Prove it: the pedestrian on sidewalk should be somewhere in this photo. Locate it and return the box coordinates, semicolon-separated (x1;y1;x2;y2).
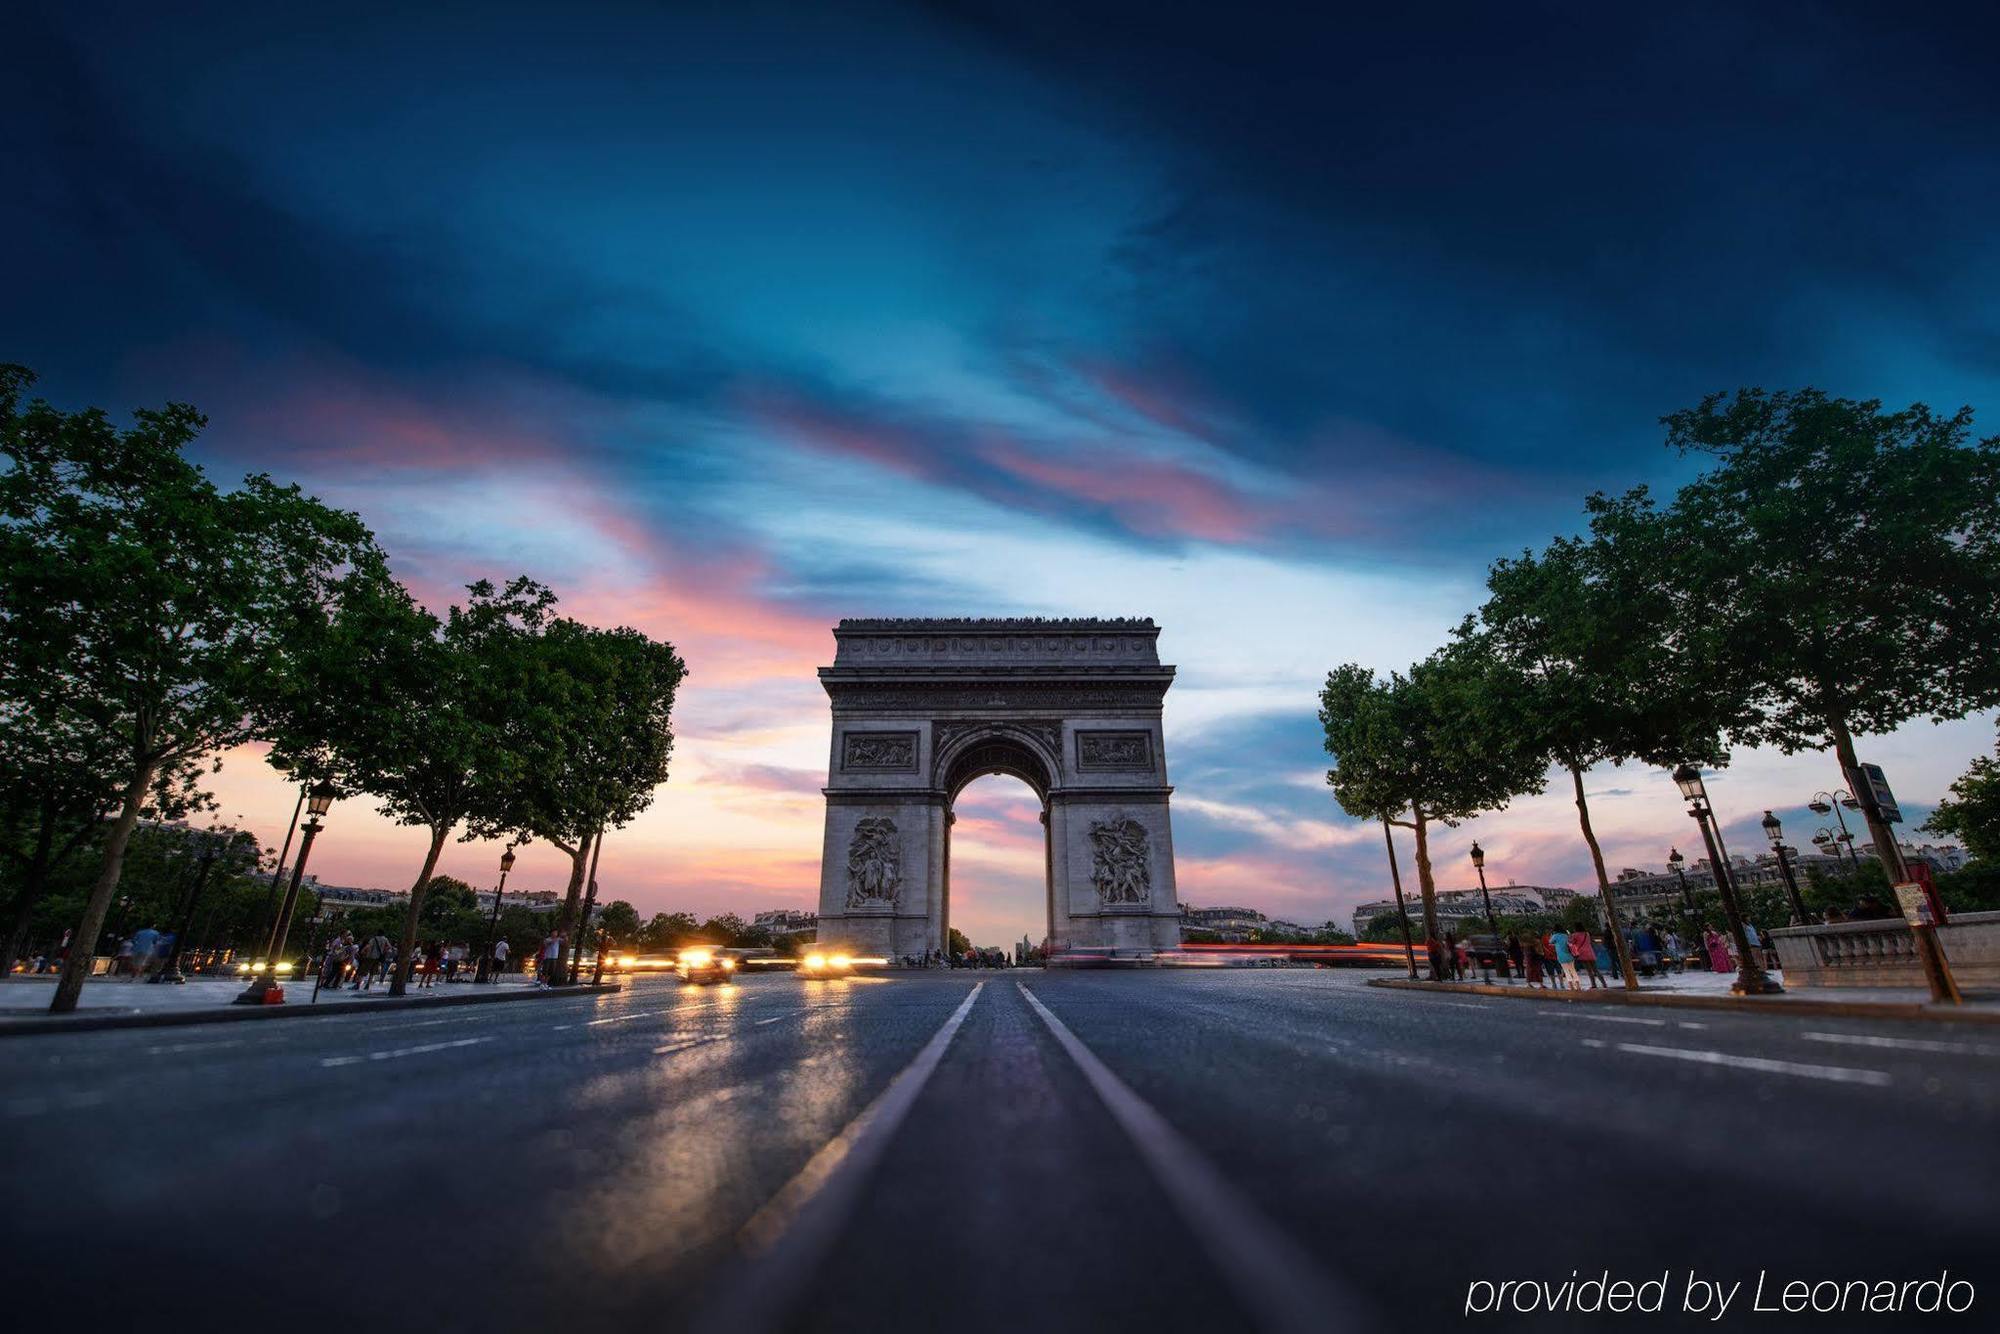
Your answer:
1703;927;1730;973
356;931;390;990
1444;929;1464;981
491;937;510;981
1551;928;1578;990
127;925;161;981
1516;933;1542;988
1570;927;1607;989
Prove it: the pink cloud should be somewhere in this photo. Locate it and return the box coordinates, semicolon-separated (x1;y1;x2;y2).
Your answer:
977;440;1268;543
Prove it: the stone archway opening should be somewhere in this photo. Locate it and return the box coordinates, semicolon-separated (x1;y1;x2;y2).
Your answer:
943;774;1050;958
814;618;1182;960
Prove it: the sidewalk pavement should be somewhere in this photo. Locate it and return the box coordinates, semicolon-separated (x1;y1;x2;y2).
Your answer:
0;971;621;1035
1367;965;2000;1024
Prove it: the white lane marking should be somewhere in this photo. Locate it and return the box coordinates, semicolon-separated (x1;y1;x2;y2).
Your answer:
1677;1021;1708;1030
688;983;985;1334
1019;984;1378;1334
319;1036;491;1068
145;1039;247;1054
1434;1001;1487;1010
1605;1042;1891;1086
1580;1038;1608;1049
1568;1013;1669;1027
1803;1030;2000;1057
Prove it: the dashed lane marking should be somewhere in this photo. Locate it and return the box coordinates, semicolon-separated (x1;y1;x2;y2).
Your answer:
1019;983;1381;1334
1553;1012;1669;1027
687;983;985;1334
1803;1030;2000;1057
1599;1041;1891;1086
319;1036;491;1068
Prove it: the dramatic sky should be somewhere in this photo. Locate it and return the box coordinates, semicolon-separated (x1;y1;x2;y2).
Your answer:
7;1;1998;945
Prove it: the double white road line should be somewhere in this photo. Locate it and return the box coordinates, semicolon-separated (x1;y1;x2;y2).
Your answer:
691;981;1378;1334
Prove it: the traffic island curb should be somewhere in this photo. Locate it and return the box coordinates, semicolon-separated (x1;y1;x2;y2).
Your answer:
0;981;624;1038
1364;976;2000;1025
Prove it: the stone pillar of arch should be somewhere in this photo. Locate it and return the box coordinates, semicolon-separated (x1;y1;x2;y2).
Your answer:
813;618;1182;959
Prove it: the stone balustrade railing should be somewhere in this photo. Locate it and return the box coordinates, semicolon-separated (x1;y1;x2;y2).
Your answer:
1771;910;2000;990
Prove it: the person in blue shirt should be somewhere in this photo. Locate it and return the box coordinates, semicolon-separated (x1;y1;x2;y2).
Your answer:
126;925;160;981
1550;927;1577;990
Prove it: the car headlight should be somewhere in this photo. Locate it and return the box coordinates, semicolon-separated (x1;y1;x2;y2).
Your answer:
680;949;713;968
830;954;852;969
804;953;827;970
720;957;736;969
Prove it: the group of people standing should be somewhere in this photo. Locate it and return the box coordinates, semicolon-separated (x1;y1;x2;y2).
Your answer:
1426;917;1781;988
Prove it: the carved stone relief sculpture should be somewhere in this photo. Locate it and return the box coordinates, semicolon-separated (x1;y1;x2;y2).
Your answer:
846;817;902;908
1088;815;1151;905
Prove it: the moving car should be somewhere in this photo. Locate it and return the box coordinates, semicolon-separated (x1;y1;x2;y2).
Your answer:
797;950;854;977
675;946;737;985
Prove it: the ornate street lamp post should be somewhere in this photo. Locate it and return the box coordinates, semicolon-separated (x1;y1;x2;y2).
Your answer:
1468;841;1503;980
1667;847;1698;961
234;781;336;1005
478;843;518;983
1762;810;1810;925
1673;766;1780;994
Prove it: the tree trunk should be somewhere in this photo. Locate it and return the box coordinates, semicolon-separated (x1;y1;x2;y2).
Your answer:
1570;762;1638;990
1410;811;1442;980
1828;713;1907;884
390;824;451;996
50;763;155;1014
553;840;588;936
1380;816;1417;979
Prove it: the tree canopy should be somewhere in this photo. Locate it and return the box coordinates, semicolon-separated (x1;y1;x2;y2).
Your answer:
1;366;379;1011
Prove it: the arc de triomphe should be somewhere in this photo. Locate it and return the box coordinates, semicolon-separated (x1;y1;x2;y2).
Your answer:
814;618;1182;958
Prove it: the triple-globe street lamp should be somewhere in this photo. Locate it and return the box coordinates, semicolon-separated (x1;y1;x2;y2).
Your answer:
1807;790;1861;867
1672;765;1781;994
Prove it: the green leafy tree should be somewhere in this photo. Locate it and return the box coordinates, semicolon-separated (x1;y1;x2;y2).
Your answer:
697;912;748;946
596;899;641;945
269;573;553;995
1475;492;1734;988
0;368;377;1012
1320;638;1547;978
1922;735;2000;863
639;911;699;951
418;875;477;926
1360;915;1410;944
947;926;973;957
481;619;686;936
1661;389;2000;874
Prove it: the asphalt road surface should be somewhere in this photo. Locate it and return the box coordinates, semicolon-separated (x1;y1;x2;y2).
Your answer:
3;970;1996;1331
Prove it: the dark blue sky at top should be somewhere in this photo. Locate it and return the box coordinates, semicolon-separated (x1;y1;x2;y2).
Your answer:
10;0;2000;570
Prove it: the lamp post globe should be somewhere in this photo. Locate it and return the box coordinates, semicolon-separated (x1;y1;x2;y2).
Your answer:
1763;810;1809;925
1673;764;1706;805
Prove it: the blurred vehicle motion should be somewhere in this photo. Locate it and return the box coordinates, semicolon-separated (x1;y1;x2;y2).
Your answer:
675;947;736;985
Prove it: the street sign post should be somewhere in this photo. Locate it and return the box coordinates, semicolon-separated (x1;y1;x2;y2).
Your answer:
1846;762;1903;825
